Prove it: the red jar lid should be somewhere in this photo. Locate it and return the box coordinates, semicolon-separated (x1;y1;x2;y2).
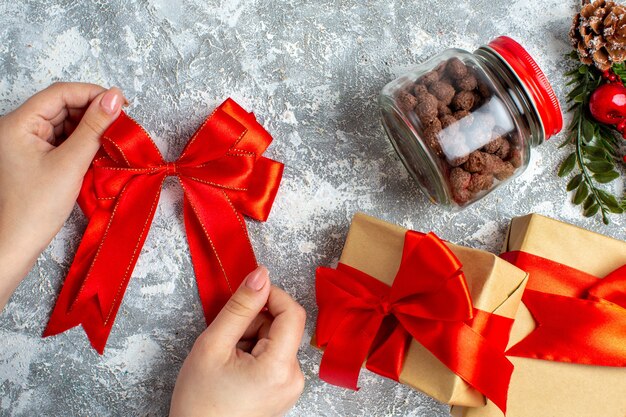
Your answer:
488;36;563;140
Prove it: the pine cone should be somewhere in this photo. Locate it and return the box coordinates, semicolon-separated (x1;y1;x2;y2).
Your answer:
570;0;626;70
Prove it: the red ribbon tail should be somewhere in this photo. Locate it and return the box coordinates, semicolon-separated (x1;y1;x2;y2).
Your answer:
45;304;114;354
315;267;390;389
43;203;114;346
506;289;626;366
319;311;384;390
502;251;626;367
182;180;257;323
365;322;410;382
45;176;164;354
44;308;112;355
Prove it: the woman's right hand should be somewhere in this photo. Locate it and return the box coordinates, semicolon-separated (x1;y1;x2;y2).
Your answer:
169;266;306;417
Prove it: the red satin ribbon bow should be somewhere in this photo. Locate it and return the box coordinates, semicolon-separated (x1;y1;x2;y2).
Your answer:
315;231;514;413
44;98;284;354
501;251;626;366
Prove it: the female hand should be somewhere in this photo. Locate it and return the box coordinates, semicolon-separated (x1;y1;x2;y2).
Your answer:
170;266;306;417
0;82;126;309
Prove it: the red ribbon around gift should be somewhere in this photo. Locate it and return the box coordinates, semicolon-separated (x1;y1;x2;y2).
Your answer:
315;231;514;413
43;98;284;354
501;251;626;366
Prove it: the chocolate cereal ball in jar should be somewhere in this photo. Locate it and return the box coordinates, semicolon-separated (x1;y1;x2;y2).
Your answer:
380;36;563;207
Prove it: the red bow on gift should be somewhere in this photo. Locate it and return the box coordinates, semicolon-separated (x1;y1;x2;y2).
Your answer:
44;98;283;354
315;231;514;413
501;251;626;366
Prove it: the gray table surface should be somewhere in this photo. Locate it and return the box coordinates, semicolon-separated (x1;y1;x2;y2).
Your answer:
1;1;624;416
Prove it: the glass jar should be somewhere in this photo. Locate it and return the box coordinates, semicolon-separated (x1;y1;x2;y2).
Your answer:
380;36;563;207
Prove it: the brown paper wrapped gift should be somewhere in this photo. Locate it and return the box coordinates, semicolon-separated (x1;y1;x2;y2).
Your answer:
452;213;626;417
313;213;528;407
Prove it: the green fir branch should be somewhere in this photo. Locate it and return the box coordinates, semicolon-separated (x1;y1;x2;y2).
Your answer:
559;58;625;224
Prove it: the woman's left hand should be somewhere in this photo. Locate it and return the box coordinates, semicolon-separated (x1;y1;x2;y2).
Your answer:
0;82;126;309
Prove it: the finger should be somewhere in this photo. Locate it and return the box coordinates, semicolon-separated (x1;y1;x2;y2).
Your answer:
236;312;273;353
17;82;106;121
51;114;80;145
236;339;256;353
202;266;271;355
52;87;125;173
241;311;273;340
262;286;306;359
49;107;87;137
57;108;86;141
52;120;64;144
51;114;77;145
49;107;69;142
250;337;271;357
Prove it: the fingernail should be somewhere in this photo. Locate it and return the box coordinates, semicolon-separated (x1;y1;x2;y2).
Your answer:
100;88;122;115
245;266;268;291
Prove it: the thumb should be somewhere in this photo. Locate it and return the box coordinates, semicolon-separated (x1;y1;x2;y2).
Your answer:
203;266;271;353
55;87;125;172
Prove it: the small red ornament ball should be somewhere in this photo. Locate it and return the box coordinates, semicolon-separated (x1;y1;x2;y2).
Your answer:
589;82;626;138
589;82;626;161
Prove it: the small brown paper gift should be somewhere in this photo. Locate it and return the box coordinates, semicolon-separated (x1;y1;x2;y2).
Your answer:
452;213;626;417
314;213;528;407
